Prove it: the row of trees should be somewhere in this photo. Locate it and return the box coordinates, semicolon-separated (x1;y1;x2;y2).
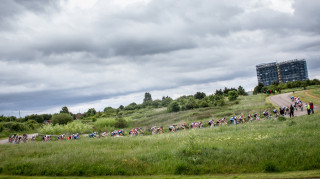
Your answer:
167;86;244;112
253;79;320;94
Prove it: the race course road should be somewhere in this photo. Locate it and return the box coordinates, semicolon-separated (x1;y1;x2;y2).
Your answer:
269;92;318;117
0;133;38;145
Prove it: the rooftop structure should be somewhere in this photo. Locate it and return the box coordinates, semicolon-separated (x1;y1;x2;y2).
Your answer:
256;59;308;86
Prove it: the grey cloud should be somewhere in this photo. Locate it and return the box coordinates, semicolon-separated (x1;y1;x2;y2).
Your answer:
0;0;320;116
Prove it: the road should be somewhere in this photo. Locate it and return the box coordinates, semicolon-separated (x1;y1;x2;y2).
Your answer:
269;92;318;117
0;133;38;145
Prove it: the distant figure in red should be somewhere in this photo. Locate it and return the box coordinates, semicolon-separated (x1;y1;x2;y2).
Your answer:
309;101;314;114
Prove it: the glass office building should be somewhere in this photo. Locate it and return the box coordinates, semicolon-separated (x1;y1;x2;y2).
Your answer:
256;62;279;86
256;59;308;86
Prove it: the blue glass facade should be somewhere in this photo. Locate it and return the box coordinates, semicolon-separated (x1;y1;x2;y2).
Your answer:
256;59;308;86
256;62;279;86
279;60;308;83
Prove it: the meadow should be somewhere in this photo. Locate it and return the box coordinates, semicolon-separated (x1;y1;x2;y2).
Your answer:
1;113;320;177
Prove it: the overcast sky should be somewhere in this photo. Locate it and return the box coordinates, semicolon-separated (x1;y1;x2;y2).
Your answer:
1;0;320;116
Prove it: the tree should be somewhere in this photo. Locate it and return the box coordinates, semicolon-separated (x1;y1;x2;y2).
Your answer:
125;102;139;110
152;99;162;108
60;106;70;114
52;113;73;125
143;92;153;105
85;108;96;117
237;86;248;96
161;96;173;107
118;105;124;110
194;92;206;100
215;89;223;96
24;114;44;123
168;101;180;112
253;82;264;94
228;90;238;101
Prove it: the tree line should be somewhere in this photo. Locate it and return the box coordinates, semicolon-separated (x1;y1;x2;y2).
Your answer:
253;78;320;94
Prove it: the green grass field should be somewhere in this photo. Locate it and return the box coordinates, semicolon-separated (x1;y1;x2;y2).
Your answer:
1;113;320;177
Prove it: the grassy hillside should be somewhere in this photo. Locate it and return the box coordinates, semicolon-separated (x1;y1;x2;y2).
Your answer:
126;94;273;130
1;113;320;176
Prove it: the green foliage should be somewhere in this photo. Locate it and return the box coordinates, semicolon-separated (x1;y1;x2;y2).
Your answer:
52;113;73;125
228;90;239;101
39;121;91;135
143;92;153;105
0;115;17;122
194;92;206;99
94;118;116;129
60;106;70;114
85;108;97;117
125;102;141;110
238;85;248;96
104;107;116;117
151;99;162;108
2;122;28;132
254;82;265;94
26;120;39;130
253;79;320;94
168;101;180;112
215;98;225;106
199;101;209;108
114;117;128;129
118;105;124;110
24;114;45;123
185;99;198;110
161;96;173;107
0;123;4;132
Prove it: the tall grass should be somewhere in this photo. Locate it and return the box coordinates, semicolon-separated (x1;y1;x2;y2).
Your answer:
1;113;320;176
38;121;92;135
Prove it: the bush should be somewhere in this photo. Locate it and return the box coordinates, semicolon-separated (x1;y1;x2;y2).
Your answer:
39;121;92;135
168;101;180;112
0;124;4;132
228;90;238;101
277;116;286;121
26;120;40;130
199;101;209;108
114;118;128;129
3;122;28;132
52;113;73;125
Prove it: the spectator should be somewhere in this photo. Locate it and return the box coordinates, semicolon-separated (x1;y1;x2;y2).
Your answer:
309;101;314;114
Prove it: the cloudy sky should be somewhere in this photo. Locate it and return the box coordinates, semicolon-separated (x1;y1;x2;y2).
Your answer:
1;0;320;116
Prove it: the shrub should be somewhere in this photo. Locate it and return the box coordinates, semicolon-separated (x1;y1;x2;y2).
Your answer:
26;120;39;130
168;101;180;112
277;116;286;121
114;118;128;129
52;113;73;125
228;90;238;101
3;122;28;132
39;121;92;135
199;101;209;108
0;124;4;132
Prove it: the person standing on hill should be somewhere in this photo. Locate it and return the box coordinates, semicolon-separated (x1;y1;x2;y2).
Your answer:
306;103;311;115
309;101;314;114
289;104;294;118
